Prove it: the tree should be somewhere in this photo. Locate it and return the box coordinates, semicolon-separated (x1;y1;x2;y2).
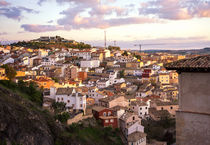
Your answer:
55;112;70;123
122;51;128;56
119;70;125;78
52;102;66;114
2;64;17;81
108;46;120;51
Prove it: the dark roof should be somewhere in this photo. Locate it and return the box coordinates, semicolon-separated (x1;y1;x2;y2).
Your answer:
56;88;73;95
164;55;210;72
127;131;147;142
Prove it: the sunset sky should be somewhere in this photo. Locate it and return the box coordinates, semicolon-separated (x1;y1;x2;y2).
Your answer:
0;0;210;49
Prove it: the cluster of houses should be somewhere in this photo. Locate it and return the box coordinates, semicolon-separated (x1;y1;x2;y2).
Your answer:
0;39;196;145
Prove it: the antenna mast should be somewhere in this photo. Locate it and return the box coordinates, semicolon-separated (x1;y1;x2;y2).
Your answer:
104;30;106;48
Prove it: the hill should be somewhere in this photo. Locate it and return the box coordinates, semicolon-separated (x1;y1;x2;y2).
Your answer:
0;83;123;145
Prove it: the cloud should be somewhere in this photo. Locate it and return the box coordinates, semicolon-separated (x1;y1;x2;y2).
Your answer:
0;0;10;6
139;0;210;20
56;0;159;30
21;24;68;32
0;6;38;20
0;32;8;35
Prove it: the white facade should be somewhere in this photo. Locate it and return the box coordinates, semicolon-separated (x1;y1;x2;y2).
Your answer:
88;89;107;103
80;60;100;68
134;70;143;76
95;67;104;73
2;57;14;64
55;88;86;110
70;51;91;60
126;121;144;137
131;104;149;119
96;79;110;88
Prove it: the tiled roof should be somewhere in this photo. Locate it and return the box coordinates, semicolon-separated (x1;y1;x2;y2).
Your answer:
127;131;146;142
92;106;107;112
56;88;73;95
164;55;210;72
131;101;147;106
153;100;178;106
119;112;136;121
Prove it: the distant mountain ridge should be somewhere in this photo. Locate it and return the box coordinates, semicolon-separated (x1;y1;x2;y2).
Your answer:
140;47;210;54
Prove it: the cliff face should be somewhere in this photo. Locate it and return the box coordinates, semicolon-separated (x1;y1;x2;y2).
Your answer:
0;86;62;145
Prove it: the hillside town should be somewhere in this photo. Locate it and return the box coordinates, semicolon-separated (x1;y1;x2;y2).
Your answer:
0;36;201;145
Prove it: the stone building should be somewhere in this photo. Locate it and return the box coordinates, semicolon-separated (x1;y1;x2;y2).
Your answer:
165;55;210;145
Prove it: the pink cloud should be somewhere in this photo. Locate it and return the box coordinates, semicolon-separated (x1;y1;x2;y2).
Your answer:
139;0;210;20
0;0;10;6
21;24;68;32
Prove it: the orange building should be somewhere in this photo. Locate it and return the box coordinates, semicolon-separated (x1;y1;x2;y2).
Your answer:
86;98;95;106
16;71;26;77
78;72;87;81
35;76;55;89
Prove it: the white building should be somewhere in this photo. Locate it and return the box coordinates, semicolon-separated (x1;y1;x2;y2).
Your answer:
88;87;107;103
130;101;149;119
95;67;104;73
80;60;100;68
53;87;86;111
96;79;110;88
119;112;144;138
2;57;14;64
70;50;91;60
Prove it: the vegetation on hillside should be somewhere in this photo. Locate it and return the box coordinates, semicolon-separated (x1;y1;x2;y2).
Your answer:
56;118;123;145
11;41;91;50
142;117;176;145
108;45;120;51
0;80;43;106
1;64;17;81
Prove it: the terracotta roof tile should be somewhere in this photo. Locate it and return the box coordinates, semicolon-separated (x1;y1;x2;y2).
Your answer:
164;55;210;72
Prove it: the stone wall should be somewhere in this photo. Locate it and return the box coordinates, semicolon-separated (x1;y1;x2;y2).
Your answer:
176;111;210;145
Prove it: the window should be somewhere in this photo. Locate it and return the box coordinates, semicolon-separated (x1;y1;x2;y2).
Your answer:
103;112;106;116
67;100;70;103
133;116;135;120
140;112;142;115
80;104;83;107
133;107;134;109
145;107;147;109
105;120;109;123
108;112;111;116
110;119;114;123
140;107;142;110
145;112;147;115
61;98;63;101
171;106;173;109
161;107;163;110
57;98;60;101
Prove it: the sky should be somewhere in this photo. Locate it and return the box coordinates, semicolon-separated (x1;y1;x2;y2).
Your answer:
0;0;210;50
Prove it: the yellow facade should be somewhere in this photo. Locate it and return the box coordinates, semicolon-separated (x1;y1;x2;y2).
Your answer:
177;55;186;60
0;68;7;80
170;71;178;84
107;61;115;67
16;71;26;77
159;73;170;84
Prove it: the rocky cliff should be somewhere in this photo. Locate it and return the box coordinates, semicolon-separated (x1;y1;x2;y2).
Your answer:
0;86;63;145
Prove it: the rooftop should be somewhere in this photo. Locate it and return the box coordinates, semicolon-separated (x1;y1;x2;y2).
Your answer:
127;131;147;142
165;55;210;72
56;88;73;95
92;106;107;112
